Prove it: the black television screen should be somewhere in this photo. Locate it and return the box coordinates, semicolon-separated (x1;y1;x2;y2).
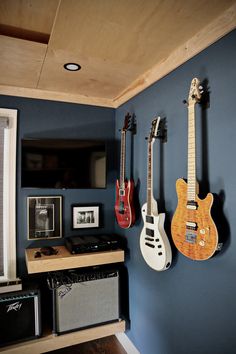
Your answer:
21;139;107;189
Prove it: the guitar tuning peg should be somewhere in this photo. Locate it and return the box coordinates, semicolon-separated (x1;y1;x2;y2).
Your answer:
145;137;148;140
183;99;188;105
199;85;204;94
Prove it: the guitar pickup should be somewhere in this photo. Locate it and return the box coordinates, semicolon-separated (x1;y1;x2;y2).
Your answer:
119;201;124;214
119;189;125;196
187;200;198;210
146;228;154;237
186;221;197;231
146;215;154;224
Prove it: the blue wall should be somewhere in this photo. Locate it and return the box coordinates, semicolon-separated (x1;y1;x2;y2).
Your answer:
0;96;115;275
115;30;236;354
0;28;236;354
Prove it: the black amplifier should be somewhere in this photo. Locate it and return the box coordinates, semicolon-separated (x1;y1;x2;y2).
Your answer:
65;234;120;254
0;289;41;346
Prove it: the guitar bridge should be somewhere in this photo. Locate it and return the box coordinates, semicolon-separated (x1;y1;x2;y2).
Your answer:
145;242;155;248
186;233;197;244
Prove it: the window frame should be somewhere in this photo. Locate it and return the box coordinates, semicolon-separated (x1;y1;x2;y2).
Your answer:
0;108;17;281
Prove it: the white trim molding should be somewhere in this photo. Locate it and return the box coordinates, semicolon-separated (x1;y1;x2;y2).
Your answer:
116;333;140;354
0;108;17;282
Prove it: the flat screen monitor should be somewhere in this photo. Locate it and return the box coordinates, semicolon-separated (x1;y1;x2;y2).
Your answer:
21;139;107;189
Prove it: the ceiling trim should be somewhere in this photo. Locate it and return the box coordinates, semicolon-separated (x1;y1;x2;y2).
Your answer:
0;3;235;109
112;2;236;107
0;85;115;108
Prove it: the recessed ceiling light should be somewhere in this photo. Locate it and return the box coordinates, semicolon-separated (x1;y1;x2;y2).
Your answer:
64;63;81;71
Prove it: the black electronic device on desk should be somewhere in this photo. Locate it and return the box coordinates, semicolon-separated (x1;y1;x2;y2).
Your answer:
65;234;121;254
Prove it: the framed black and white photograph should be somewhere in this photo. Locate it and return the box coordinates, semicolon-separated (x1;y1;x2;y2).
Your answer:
27;196;62;240
72;204;100;229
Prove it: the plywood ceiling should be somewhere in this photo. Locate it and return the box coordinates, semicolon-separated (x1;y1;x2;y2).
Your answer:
0;0;236;107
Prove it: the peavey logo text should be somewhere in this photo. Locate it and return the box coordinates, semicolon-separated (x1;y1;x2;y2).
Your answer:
6;301;22;313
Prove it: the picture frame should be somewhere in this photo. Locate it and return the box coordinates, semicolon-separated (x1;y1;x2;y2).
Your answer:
27;196;62;240
72;204;100;229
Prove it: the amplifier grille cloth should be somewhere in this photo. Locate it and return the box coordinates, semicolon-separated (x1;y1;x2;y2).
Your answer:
55;275;119;333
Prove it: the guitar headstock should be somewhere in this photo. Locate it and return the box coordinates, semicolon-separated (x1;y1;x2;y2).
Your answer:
122;113;132;132
188;77;203;106
148;117;160;143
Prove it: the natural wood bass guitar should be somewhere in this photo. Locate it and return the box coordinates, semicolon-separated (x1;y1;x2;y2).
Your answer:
171;78;221;260
115;113;135;229
140;117;172;271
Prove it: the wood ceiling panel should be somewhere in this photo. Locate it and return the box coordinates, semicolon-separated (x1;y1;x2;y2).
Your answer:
0;0;235;105
0;0;59;42
114;3;236;106
0;35;47;88
38;47;141;98
38;0;236;98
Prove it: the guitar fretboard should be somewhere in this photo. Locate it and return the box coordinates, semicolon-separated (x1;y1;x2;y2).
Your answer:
187;104;196;201
119;130;126;189
147;141;153;215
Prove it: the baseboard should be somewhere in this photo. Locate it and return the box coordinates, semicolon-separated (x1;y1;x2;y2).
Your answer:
116;333;140;354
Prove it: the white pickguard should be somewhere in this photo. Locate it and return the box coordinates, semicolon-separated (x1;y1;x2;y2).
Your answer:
140;202;172;271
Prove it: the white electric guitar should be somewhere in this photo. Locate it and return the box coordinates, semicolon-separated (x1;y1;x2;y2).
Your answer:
140;117;172;271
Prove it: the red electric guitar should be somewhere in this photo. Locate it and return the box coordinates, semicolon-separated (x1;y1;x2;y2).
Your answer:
115;113;135;228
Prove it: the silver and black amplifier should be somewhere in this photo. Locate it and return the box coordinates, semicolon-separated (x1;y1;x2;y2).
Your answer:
50;268;120;334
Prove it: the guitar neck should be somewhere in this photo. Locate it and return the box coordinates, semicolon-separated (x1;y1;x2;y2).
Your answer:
119;130;126;189
147;141;153;215
187;104;197;201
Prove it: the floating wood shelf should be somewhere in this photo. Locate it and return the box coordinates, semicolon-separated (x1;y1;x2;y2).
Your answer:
25;246;125;274
16;247;126;354
0;320;126;353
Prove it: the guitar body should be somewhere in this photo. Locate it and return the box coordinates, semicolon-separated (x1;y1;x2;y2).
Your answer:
140;201;172;271
171;178;218;260
115;179;135;229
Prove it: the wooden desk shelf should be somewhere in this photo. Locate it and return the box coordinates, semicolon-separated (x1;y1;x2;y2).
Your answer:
0;320;126;353
25;246;125;274
7;247;126;353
